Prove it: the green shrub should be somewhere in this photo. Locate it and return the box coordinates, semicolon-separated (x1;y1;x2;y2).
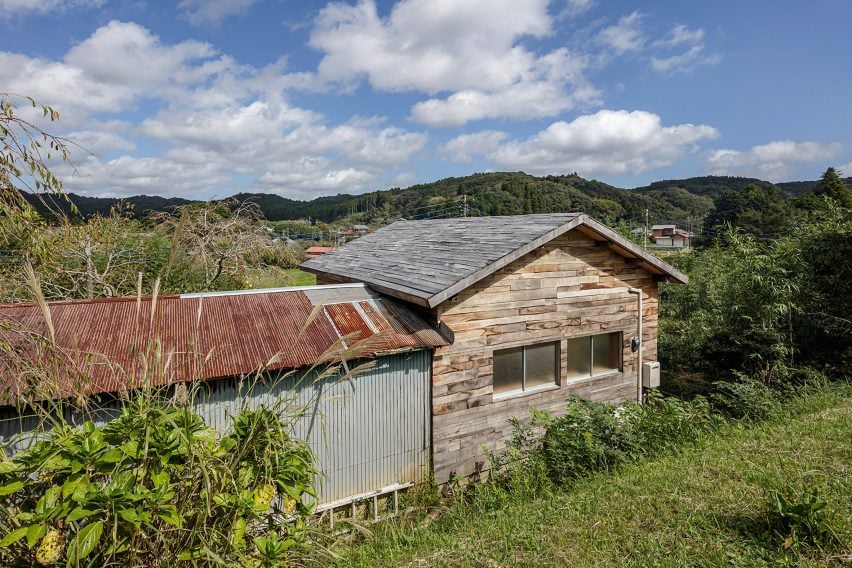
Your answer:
624;391;719;457
0;398;316;567
710;375;781;421
541;397;641;483
539;393;722;486
484;413;552;497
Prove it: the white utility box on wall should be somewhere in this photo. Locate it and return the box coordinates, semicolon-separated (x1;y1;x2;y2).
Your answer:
642;361;661;388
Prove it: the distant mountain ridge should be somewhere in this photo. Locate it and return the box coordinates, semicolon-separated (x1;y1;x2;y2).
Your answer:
25;172;851;225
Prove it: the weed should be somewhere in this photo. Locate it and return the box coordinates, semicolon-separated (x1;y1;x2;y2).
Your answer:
542;397;642;483
0;395;316;567
765;483;846;554
710;373;781;421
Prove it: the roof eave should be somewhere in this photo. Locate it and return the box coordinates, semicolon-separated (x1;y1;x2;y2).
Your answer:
299;265;434;308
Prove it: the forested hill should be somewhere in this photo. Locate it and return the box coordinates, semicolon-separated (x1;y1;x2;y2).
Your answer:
25;172;852;225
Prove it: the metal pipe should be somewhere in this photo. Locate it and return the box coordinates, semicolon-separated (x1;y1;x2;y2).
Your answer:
628;287;643;404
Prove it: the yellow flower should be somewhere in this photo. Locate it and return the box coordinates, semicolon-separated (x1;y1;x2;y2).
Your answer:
253;483;276;509
284;497;297;515
35;529;64;565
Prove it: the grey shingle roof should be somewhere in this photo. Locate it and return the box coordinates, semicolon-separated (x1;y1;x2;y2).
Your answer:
302;213;687;307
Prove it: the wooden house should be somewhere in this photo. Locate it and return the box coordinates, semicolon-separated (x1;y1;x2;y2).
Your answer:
303;213;687;482
0;213;686;507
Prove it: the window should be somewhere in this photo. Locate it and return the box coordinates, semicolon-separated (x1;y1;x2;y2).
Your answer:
493;341;559;396
565;332;622;379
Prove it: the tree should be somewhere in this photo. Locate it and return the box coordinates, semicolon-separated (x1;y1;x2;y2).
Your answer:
702;184;792;243
155;199;272;290
812;166;852;208
0;93;73;257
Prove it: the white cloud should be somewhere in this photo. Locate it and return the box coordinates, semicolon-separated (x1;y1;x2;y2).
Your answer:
58;150;234;198
653;24;705;47
308;0;593;126
0;0;103;18
256;161;376;195
310;0;553;93
392;171;418;188
411;81;600;127
0;21;229;123
65;21;224;92
651;44;721;74
597;11;645;54
706;140;842;181
650;24;720;74
444;109;718;176
441;131;509;162
1;20;429;199
178;0;256;27
561;0;595;17
410;48;600;126
836;162;852;177
65;129;136;158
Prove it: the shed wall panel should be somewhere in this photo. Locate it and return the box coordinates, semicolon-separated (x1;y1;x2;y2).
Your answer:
0;351;432;506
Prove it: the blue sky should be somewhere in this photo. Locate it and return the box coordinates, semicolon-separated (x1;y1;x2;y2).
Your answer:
2;0;850;200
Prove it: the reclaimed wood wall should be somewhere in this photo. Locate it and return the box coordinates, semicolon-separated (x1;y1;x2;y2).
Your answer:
430;229;659;482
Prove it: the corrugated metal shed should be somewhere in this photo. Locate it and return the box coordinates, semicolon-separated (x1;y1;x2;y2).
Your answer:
0;350;433;505
0;284;447;405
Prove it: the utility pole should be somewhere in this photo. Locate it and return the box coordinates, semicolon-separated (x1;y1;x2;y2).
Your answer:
643;209;649;250
462;194;469;217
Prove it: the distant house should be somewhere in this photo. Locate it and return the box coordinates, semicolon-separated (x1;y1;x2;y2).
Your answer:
352;224;369;235
648;224;691;248
304;213;687;482
304;246;335;259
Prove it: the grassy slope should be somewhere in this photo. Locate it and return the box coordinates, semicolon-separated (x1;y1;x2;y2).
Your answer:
337;387;851;567
246;267;316;289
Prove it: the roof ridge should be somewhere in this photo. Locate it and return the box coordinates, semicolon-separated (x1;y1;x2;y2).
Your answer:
0;283;368;309
302;213;687;308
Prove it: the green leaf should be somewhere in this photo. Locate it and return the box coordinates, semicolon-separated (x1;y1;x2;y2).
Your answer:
61;473;86;499
35;485;61;517
118;509;139;523
25;523;46;548
66;507;97;523
157;506;183;529
150;470;169;489
66;520;103;564
120;441;138;459
0;526;29;547
0;479;25;496
99;448;123;464
178;548;203;561
231;517;246;548
0;461;21;475
107;471;135;495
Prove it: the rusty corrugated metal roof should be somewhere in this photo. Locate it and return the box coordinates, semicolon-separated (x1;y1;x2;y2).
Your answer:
0;285;447;404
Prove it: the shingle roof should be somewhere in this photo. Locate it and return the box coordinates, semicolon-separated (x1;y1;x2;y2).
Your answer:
302;214;688;307
0;284;448;404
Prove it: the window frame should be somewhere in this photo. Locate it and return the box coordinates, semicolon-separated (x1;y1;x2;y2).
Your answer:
565;332;623;382
492;340;561;399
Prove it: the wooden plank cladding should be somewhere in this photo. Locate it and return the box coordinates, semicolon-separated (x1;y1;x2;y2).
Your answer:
430;229;659;483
